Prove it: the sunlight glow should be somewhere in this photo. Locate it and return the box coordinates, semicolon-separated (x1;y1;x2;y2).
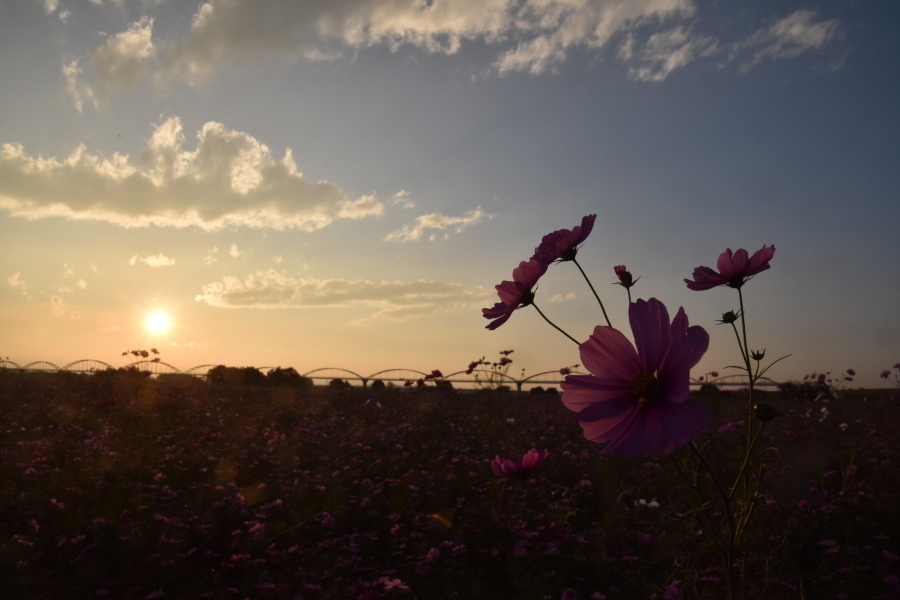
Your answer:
144;311;171;334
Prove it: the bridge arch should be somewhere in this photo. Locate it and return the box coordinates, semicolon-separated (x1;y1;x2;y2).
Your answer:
123;360;183;375
62;359;116;373
22;361;62;372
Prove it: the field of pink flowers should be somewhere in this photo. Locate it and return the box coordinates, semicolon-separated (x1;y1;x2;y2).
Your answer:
2;370;899;599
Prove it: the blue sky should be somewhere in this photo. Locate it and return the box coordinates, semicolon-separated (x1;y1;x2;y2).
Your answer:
1;0;897;387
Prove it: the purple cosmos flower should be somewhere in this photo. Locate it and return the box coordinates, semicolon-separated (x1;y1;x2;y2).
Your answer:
482;258;548;330
685;245;776;291
881;370;891;379
491;449;549;477
532;214;597;264
560;298;710;456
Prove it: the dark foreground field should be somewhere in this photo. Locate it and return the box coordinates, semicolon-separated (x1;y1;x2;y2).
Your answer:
1;371;899;599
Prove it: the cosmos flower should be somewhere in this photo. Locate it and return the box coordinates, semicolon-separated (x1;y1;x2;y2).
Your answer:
482;258;547;330
561;298;710;456
532;214;597;264
491;448;549;477
684;245;776;291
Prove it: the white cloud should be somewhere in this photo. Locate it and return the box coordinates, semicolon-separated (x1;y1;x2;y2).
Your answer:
0;116;388;231
129;253;176;267
63;59;95;115
549;292;576;303
228;243;241;258
736;10;841;71
48;295;79;318
623;26;718;82
89;17;156;104
384;207;490;243
8;272;30;297
195;269;493;324
149;0;699;84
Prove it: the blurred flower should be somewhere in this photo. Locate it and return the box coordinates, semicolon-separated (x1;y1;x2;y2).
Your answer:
483;258;548;330
491;449;549;477
846;368;856;376
561;298;710;456
685;245;775;291
532;214;597;264
817;374;827;385
381;578;410;592
880;370;891;379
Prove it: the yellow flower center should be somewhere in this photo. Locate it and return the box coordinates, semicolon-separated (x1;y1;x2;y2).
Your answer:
632;371;661;404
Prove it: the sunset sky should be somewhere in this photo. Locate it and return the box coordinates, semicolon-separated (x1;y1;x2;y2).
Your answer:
1;0;898;387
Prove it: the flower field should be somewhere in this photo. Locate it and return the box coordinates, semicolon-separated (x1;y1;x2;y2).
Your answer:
2;370;899;599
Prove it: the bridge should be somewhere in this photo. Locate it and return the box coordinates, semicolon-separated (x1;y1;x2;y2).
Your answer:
0;358;778;391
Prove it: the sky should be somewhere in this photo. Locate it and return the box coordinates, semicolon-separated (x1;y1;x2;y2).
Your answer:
1;0;898;388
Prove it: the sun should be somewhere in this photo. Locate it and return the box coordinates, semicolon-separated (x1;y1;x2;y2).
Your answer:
144;310;171;335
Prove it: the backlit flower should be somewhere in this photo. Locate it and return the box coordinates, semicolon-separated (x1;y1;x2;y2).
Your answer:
491;449;549;477
482;258;547;330
532;214;597;264
613;265;636;288
560;298;710;456
685;245;775;291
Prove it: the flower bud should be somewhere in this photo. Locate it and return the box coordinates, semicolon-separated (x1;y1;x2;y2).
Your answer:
751;349;766;361
718;310;739;324
753;402;778;422
613;265;636;288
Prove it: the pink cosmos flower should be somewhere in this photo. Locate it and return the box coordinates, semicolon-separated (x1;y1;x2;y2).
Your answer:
560;298;710;456
482;258;548;330
685;245;776;291
532;214;597;264
881;370;891;379
491;449;549;477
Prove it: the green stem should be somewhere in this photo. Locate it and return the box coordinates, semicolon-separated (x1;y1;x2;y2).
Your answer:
573;257;612;327
530;302;579;345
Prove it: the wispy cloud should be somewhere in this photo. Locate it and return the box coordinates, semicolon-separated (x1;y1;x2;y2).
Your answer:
384;207;490;243
195;269;493;324
0;117;388;231
129;253;176;267
7;272;30;298
622;26;718;82
64;1;845;102
734;10;842;71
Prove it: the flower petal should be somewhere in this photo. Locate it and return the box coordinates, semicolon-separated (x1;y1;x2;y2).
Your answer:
629;298;670;372
579;325;642;379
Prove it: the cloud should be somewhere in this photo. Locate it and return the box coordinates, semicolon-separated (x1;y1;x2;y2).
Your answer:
0;116;387;231
68;1;845;98
144;0;701;84
88;17;156;104
735;10;841;71
8;272;30;298
549;292;576;303
228;244;241;258
622;26;718;82
63;60;94;115
129;253;176;267
48;295;80;318
383;207;490;242
195;269;493;324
